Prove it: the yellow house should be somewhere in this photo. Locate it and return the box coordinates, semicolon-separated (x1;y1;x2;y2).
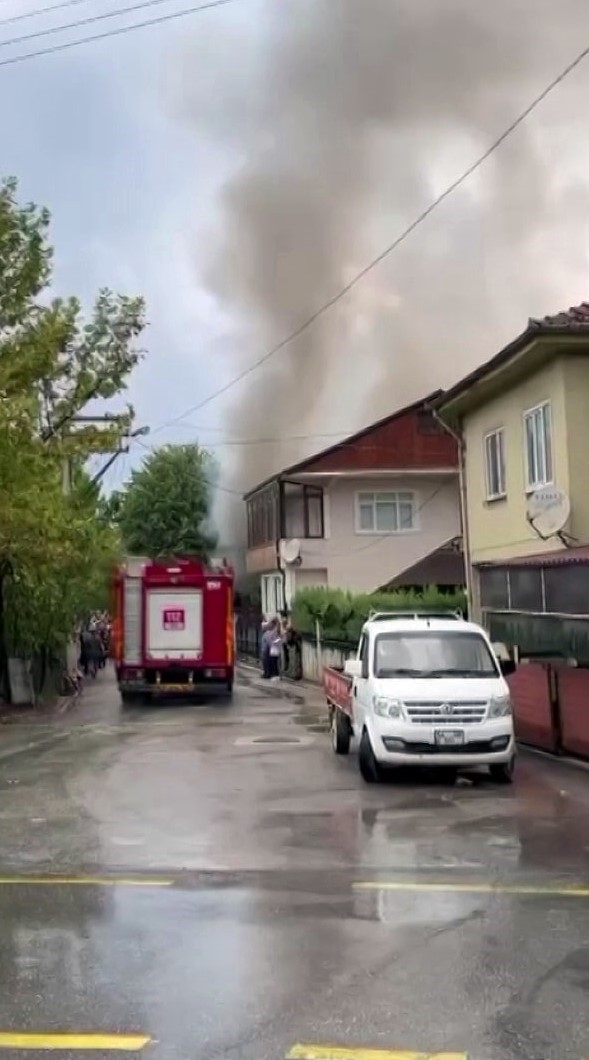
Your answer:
438;302;589;651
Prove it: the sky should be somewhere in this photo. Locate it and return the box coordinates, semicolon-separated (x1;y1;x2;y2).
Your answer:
2;0;589;541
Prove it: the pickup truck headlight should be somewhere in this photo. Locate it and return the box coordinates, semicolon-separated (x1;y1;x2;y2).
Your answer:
488;695;513;718
373;696;403;719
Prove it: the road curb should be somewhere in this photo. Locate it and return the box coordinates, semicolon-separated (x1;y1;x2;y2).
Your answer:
237;664;324;709
520;743;589;774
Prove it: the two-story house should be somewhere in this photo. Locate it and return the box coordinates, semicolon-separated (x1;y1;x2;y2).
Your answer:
244;393;463;615
438;302;589;758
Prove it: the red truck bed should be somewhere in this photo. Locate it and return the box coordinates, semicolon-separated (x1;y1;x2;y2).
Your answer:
324;665;354;755
323;665;353;719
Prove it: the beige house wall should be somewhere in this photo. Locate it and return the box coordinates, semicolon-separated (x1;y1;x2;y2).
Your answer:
464;359;571;567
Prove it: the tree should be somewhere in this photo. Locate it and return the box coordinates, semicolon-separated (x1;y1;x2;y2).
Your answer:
0;177;145;700
116;443;218;559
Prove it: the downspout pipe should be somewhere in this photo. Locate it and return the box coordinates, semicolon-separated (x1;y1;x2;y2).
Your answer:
430;408;473;618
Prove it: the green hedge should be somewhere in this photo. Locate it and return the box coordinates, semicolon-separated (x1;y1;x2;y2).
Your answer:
291;585;467;645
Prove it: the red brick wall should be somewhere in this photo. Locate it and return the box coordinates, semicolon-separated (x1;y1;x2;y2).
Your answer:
508;663;557;752
298;410;458;473
555;668;589;759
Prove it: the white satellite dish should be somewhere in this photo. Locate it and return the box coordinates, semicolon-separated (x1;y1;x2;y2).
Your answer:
526;486;571;538
280;538;302;565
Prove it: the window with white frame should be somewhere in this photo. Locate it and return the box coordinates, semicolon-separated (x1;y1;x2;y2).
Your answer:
484;428;506;500
524;402;552;490
356;491;416;533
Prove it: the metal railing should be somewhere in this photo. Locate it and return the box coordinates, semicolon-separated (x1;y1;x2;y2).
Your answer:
367;609;463;622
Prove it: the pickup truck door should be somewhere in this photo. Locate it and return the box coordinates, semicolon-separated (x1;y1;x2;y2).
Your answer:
351;634;370;736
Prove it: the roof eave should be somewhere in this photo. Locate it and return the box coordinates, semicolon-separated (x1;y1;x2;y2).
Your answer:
436;326;589;423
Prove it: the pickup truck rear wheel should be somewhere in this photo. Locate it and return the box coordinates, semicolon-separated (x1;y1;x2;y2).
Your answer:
331;707;351;755
359;730;381;783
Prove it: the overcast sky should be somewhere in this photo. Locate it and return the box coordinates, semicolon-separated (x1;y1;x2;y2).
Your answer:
2;0;589;534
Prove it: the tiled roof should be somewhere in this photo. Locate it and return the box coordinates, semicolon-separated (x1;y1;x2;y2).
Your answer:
439;300;589;413
243;390;450;498
530;302;589;329
479;545;589;569
381;539;465;589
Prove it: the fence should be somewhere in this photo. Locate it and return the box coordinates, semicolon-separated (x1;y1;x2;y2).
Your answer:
300;634;356;683
235;614;261;663
508;660;589;760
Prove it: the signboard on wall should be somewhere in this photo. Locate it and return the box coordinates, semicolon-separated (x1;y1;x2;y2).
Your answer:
163;608;185;631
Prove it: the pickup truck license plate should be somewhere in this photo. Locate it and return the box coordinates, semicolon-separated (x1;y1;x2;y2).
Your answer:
435;729;465;746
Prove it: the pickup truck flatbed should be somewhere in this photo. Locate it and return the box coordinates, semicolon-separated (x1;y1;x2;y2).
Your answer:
323;665;354;755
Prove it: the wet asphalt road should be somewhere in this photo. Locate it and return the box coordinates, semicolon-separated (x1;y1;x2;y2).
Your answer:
0;667;588;1059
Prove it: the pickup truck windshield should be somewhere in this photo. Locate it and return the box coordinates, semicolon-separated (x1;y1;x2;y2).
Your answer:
374;631;499;678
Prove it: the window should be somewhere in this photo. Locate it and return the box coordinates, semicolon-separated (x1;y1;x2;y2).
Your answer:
356;491;416;533
484;429;505;499
544;566;589;615
373;631;498;678
282;482;324;539
509;568;543;612
247;485;279;548
479;567;509;609
524;402;552;490
358;634;369;678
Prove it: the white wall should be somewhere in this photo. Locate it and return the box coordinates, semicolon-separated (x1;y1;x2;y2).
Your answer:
297;474;460;593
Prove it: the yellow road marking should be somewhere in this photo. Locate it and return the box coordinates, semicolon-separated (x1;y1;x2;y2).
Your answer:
287;1047;465;1060
0;875;173;888
0;1031;151;1050
354;881;589;897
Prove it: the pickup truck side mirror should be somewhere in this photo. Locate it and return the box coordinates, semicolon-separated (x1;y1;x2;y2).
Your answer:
499;658;516;677
344;658;362;679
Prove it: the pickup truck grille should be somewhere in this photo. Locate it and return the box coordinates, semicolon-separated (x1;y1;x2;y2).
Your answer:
404;701;487;724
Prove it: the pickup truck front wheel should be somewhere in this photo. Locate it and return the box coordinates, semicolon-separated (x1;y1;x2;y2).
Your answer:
331;707;351;755
359;730;382;783
489;757;515;784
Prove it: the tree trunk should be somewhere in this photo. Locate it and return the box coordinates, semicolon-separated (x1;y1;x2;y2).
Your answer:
0;571;11;703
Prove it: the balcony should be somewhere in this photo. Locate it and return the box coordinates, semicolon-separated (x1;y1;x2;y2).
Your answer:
246;480;325;556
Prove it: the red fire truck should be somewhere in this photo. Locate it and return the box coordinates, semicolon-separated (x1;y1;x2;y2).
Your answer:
112;556;235;702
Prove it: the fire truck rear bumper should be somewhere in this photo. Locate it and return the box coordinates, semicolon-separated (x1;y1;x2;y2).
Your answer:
117;666;233;696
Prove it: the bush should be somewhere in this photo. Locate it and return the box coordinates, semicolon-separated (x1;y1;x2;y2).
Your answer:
291;585;467;645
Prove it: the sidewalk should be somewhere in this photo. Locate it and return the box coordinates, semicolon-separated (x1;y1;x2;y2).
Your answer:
237;660;326;712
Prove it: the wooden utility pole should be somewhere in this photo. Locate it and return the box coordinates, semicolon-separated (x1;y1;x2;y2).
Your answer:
59;417;149;495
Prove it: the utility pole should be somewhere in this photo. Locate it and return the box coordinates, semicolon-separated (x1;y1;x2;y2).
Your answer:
62;458;72;496
90;425;150;488
59;417;149;496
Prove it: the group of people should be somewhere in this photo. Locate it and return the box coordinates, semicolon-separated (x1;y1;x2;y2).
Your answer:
78;613;111;678
260;612;293;680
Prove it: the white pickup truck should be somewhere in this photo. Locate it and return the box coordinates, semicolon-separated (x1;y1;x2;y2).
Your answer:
323;610;516;783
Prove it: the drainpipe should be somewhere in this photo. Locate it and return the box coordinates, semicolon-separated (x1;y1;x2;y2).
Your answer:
431;409;473;618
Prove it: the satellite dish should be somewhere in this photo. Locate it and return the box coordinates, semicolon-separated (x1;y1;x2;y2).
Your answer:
526;486;571;538
280;539;301;565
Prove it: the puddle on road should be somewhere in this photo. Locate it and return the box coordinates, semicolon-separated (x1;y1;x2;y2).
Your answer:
292;712;330;734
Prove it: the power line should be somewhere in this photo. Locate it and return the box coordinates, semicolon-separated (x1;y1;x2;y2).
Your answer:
158;421;361;440
0;0;195;49
158;428;397;447
0;0;237;66
0;0;96;30
153;38;589;433
131;437;244;496
127;440;456;535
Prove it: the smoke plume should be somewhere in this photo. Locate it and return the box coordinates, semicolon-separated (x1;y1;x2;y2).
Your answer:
174;0;589;498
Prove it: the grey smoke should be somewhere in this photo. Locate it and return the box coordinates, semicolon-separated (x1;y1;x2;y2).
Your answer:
173;0;589;498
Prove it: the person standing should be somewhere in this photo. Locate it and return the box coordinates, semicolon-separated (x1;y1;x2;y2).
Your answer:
261;617;283;679
268;622;283;680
